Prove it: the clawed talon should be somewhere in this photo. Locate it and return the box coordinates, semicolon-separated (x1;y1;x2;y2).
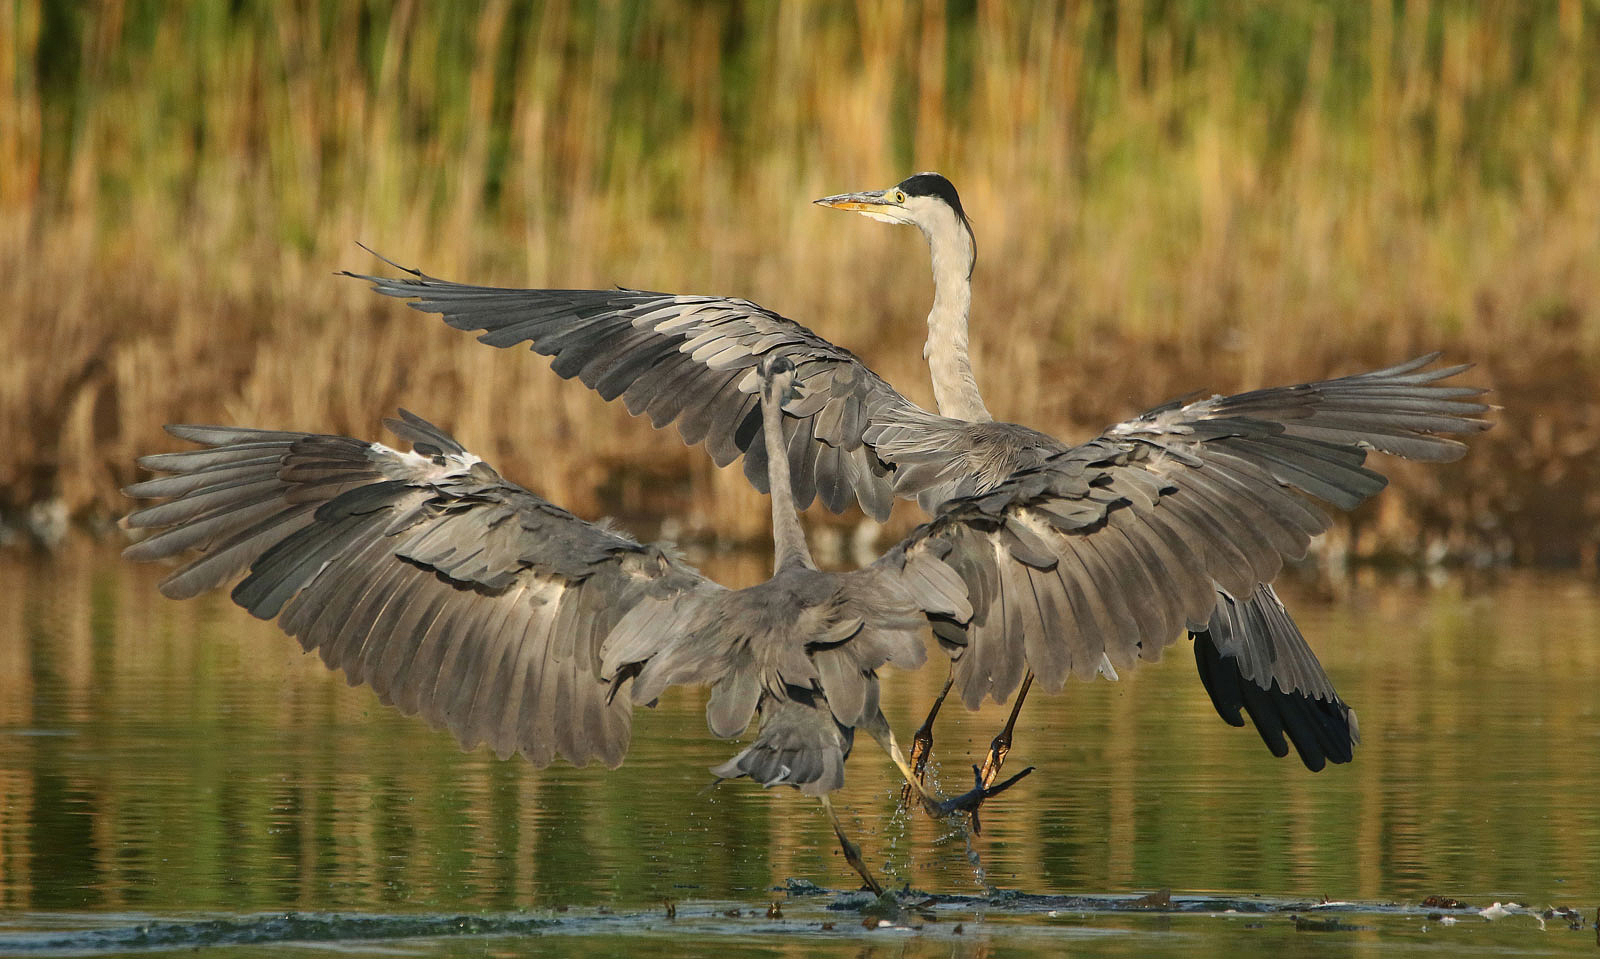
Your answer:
931;763;1034;822
977;736;1010;791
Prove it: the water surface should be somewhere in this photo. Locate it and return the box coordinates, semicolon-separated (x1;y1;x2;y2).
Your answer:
1;545;1595;955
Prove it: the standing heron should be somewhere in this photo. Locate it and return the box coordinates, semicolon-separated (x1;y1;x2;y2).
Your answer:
344;173;1489;806
122;354;1029;894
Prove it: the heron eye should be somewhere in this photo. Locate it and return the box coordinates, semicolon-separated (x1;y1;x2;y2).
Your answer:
893;190;907;204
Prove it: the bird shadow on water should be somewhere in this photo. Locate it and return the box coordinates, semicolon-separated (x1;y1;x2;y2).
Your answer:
0;887;1588;958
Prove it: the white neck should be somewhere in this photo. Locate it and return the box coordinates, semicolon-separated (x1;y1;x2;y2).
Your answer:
762;379;815;572
919;218;991;423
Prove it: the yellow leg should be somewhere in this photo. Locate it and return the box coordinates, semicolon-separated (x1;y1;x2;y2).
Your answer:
969;670;1034;833
979;671;1034;789
900;672;954;805
864;712;1033;823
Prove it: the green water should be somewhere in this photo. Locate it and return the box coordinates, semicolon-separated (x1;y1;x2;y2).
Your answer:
1;545;1596;956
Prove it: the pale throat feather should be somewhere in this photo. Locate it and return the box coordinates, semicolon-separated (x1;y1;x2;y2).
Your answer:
921;217;992;423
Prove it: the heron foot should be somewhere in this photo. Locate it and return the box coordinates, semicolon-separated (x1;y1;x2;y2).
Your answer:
930;763;1034;819
977;734;1012;790
837;831;884;897
977;671;1033;788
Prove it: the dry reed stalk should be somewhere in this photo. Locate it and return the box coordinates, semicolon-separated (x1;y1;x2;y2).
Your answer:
1;2;1595;562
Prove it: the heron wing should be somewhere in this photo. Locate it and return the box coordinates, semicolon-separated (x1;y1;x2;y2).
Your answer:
345;256;920;519
122;410;714;769
899;354;1490;709
1193;584;1359;771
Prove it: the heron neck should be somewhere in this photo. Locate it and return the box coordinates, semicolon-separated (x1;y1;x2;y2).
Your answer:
922;226;992;423
762;386;815;572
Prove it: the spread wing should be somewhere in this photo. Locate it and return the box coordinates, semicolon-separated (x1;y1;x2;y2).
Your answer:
344;256;922;520
122;411;715;769
902;354;1491;710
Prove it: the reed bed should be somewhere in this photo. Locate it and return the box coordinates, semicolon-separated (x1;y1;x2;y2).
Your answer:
2;1;1596;564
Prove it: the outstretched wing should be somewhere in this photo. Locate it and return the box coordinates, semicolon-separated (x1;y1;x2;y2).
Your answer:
344;256;921;519
122;411;715;769
901;354;1490;709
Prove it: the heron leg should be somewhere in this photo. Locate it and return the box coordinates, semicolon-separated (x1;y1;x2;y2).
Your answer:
953;672;1030;838
900;671;954;805
872;718;939;810
820;796;883;896
979;670;1033;788
864;712;1031;822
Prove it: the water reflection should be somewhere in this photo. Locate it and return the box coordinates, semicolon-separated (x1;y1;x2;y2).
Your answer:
1;545;1597;917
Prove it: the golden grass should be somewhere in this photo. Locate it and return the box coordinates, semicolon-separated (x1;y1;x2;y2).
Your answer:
2;1;1596;563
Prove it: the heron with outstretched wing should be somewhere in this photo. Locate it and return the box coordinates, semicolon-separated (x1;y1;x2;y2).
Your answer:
124;354;1036;894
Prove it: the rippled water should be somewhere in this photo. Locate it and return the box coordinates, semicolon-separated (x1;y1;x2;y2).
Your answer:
1;545;1596;956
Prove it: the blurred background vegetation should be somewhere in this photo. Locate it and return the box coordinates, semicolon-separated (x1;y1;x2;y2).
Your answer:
2;0;1596;565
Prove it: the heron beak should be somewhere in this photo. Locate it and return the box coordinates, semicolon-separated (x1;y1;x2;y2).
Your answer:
813;190;904;224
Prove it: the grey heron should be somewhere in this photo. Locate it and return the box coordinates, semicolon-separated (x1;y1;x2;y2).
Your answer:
343;173;1490;808
122;354;1030;895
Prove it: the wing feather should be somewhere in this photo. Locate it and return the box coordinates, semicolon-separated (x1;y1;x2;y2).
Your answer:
346;263;922;519
1193;585;1359;771
896;355;1487;709
122;414;716;769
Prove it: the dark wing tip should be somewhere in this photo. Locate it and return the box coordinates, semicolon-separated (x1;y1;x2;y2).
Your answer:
1192;628;1357;771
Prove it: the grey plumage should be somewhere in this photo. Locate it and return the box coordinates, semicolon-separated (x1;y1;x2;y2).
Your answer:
345;175;1490;775
598;357;970;797
888;352;1486;714
1194;585;1357;770
709;695;852;796
125;410;708;768
122;373;976;797
344;262;902;519
124;355;1029;893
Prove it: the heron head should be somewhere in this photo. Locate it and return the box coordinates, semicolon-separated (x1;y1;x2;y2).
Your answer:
815;171;968;227
815;173;974;269
759;353;799;404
